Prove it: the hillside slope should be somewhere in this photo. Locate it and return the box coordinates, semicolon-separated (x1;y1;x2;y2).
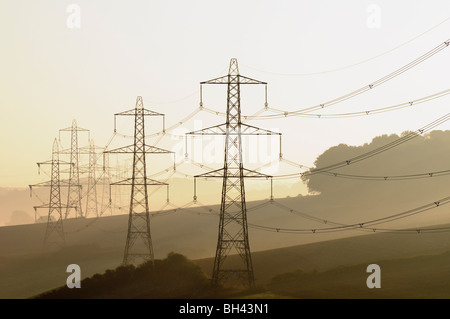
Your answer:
267;250;450;299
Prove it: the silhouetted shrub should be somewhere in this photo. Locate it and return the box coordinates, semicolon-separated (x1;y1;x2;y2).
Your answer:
35;252;211;299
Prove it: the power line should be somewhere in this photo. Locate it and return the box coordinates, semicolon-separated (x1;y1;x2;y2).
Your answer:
113;107;201;140
246;195;450;234
141;66;229;105
28;36;450;253
302;111;450;176
241;38;450;117
115;141;450;183
251;89;450;119
314;169;450;181
266;157;450;182
241;18;449;76
187;197;450;236
144;90;198;105
199;88;449;121
64;194;450;236
51;111;450;227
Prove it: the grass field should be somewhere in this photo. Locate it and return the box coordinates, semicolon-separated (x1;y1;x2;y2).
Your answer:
266;250;450;298
2;202;450;298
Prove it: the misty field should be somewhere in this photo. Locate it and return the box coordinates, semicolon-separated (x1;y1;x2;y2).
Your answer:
2;209;450;298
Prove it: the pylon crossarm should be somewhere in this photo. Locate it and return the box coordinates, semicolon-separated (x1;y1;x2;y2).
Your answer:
192;168;226;201
62;144;103;155
194;168;225;178
242;168;272;179
186;123;281;136
186;124;228;136
58;148;87;155
78;144;104;151
34;204;77;211
238;75;266;85
59;125;89;132
104;144;173;154
29;179;77;188
114;108;164;117
58;121;90;144
201;75;229;85
37;160;72;166
143;144;174;154
104;144;134;154
201;75;266;85
36;161;73;176
110;177;168;186
240;123;281;135
241;124;283;158
114;108;165;133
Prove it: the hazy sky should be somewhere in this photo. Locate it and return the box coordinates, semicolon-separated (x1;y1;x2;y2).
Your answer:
0;0;449;191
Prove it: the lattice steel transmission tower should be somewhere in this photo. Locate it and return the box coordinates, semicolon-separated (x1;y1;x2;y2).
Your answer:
29;139;74;249
85;139;98;217
59;119;89;219
100;152;113;216
186;58;281;288
104;96;174;265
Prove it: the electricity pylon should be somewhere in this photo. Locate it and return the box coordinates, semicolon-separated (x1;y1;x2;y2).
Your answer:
101;152;113;216
85;139;98;217
59;119;89;219
73;139;105;218
104;96;174;265
186;58;281;288
29;139;75;249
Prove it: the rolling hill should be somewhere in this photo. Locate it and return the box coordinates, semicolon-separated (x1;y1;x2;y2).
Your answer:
2;201;450;298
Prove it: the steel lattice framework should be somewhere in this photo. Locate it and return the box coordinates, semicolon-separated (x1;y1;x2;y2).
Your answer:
59;120;89;219
85;139;98;218
105;96;174;265
29;139;75;249
187;58;281;288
